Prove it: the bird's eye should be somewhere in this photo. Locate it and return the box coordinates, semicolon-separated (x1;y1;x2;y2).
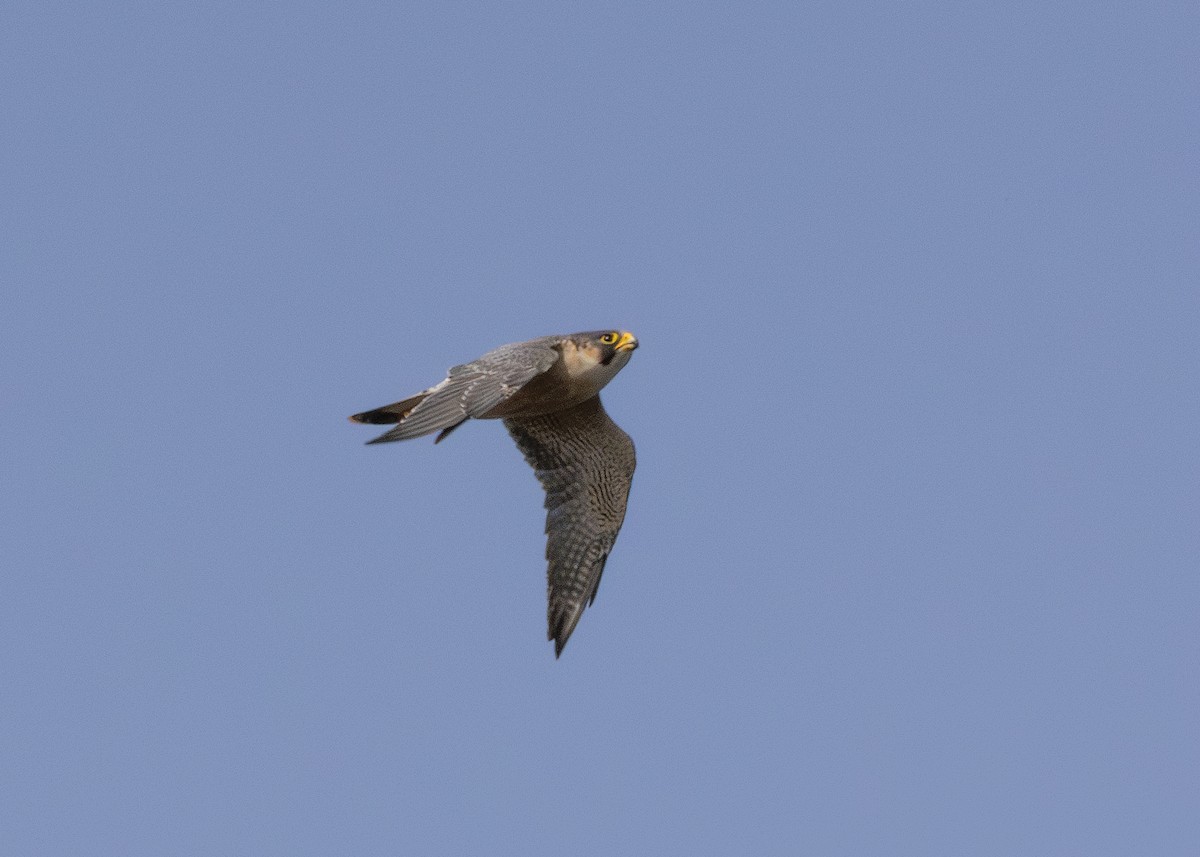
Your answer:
600;333;618;345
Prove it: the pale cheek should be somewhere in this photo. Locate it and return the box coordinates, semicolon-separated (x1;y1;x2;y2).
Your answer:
561;345;630;390
585;354;628;385
561;345;602;374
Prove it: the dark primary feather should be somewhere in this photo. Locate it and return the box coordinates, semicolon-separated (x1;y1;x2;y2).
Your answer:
349;393;428;425
504;394;636;657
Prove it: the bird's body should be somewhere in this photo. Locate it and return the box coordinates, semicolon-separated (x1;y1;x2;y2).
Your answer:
350;330;639;656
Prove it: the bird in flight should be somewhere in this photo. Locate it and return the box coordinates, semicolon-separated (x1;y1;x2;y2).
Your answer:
350;330;639;657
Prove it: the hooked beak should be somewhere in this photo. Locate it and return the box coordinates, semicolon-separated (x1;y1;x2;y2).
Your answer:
614;331;639;352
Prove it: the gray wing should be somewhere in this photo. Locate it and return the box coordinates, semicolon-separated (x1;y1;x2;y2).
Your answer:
504;395;636;657
359;339;561;444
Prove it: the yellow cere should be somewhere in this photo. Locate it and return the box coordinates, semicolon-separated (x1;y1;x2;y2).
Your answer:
614;331;637;351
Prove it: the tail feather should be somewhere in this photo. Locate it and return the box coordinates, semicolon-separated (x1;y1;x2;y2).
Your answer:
349;393;428;425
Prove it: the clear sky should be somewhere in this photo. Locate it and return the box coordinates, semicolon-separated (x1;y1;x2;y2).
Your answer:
3;3;1197;854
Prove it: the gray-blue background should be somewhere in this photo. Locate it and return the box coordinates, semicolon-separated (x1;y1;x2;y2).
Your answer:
4;3;1196;854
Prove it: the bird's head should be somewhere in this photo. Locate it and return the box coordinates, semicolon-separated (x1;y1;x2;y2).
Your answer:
577;330;638;366
560;330;638;391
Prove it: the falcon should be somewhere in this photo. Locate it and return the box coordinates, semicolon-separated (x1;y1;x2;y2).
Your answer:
350;330;639;657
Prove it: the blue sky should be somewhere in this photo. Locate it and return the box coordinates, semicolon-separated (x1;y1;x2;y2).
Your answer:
3;3;1197;854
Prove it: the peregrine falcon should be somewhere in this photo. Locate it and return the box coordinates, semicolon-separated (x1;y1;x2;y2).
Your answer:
350;330;639;657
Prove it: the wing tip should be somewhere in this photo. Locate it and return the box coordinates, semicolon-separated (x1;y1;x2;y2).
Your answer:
349;393;428;426
549;604;586;659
